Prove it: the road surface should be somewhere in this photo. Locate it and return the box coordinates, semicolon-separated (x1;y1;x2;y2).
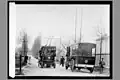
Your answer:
21;55;109;76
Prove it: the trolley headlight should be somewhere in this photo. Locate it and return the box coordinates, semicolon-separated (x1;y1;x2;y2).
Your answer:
85;60;88;63
48;57;50;59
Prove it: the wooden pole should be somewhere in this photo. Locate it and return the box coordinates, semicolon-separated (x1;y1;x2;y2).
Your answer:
80;7;83;43
75;8;77;43
60;37;61;49
100;36;102;61
99;16;102;62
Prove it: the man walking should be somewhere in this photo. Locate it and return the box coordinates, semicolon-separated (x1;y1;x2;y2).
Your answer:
60;56;65;67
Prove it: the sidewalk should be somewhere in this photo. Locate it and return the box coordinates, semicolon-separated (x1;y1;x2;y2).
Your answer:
94;66;110;75
15;55;38;76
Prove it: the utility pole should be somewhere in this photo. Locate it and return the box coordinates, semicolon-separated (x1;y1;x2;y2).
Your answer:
75;8;77;44
60;37;61;49
99;17;102;62
100;35;102;61
80;7;83;43
19;53;22;75
18;32;28;75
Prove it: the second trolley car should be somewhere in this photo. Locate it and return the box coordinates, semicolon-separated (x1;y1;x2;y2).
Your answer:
65;43;96;73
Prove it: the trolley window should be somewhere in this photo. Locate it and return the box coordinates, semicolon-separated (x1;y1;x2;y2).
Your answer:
92;48;95;56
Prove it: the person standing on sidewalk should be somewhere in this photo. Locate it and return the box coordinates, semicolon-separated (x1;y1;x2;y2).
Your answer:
28;56;31;65
99;58;105;74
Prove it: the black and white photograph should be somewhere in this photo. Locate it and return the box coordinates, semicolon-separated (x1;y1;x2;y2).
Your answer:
8;1;112;79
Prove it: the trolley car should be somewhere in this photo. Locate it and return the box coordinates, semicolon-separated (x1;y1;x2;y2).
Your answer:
38;46;56;68
65;43;96;73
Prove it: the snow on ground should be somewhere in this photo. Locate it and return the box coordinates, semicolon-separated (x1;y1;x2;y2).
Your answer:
25;61;109;76
19;54;109;77
21;55;38;75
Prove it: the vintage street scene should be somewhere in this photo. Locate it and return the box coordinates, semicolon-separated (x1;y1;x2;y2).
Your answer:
9;2;110;77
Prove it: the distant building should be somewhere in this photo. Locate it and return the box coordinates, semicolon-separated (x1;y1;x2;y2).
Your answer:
95;35;110;68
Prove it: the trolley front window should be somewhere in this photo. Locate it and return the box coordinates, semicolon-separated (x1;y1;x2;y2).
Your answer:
92;48;96;56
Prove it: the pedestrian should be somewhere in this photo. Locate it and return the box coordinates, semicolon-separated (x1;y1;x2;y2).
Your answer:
99;58;105;74
24;55;28;65
28;56;31;65
60;56;65;67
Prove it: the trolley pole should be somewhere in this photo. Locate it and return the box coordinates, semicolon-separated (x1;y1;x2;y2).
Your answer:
99;16;102;62
74;8;77;44
60;37;62;49
80;7;83;43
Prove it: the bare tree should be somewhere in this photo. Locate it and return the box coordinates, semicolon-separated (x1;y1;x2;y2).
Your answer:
21;32;29;56
16;30;29;56
15;30;29;73
94;18;107;61
16;30;24;45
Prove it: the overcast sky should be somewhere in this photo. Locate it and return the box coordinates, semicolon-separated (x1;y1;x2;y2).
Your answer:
15;4;110;49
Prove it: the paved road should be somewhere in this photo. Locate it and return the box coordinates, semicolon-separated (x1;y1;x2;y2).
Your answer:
22;55;109;76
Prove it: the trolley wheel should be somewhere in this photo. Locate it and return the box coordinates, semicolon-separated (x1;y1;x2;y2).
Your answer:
65;66;68;70
46;64;50;68
41;63;44;68
70;59;75;72
88;68;94;73
54;64;56;68
53;63;56;68
41;65;43;68
78;67;81;70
